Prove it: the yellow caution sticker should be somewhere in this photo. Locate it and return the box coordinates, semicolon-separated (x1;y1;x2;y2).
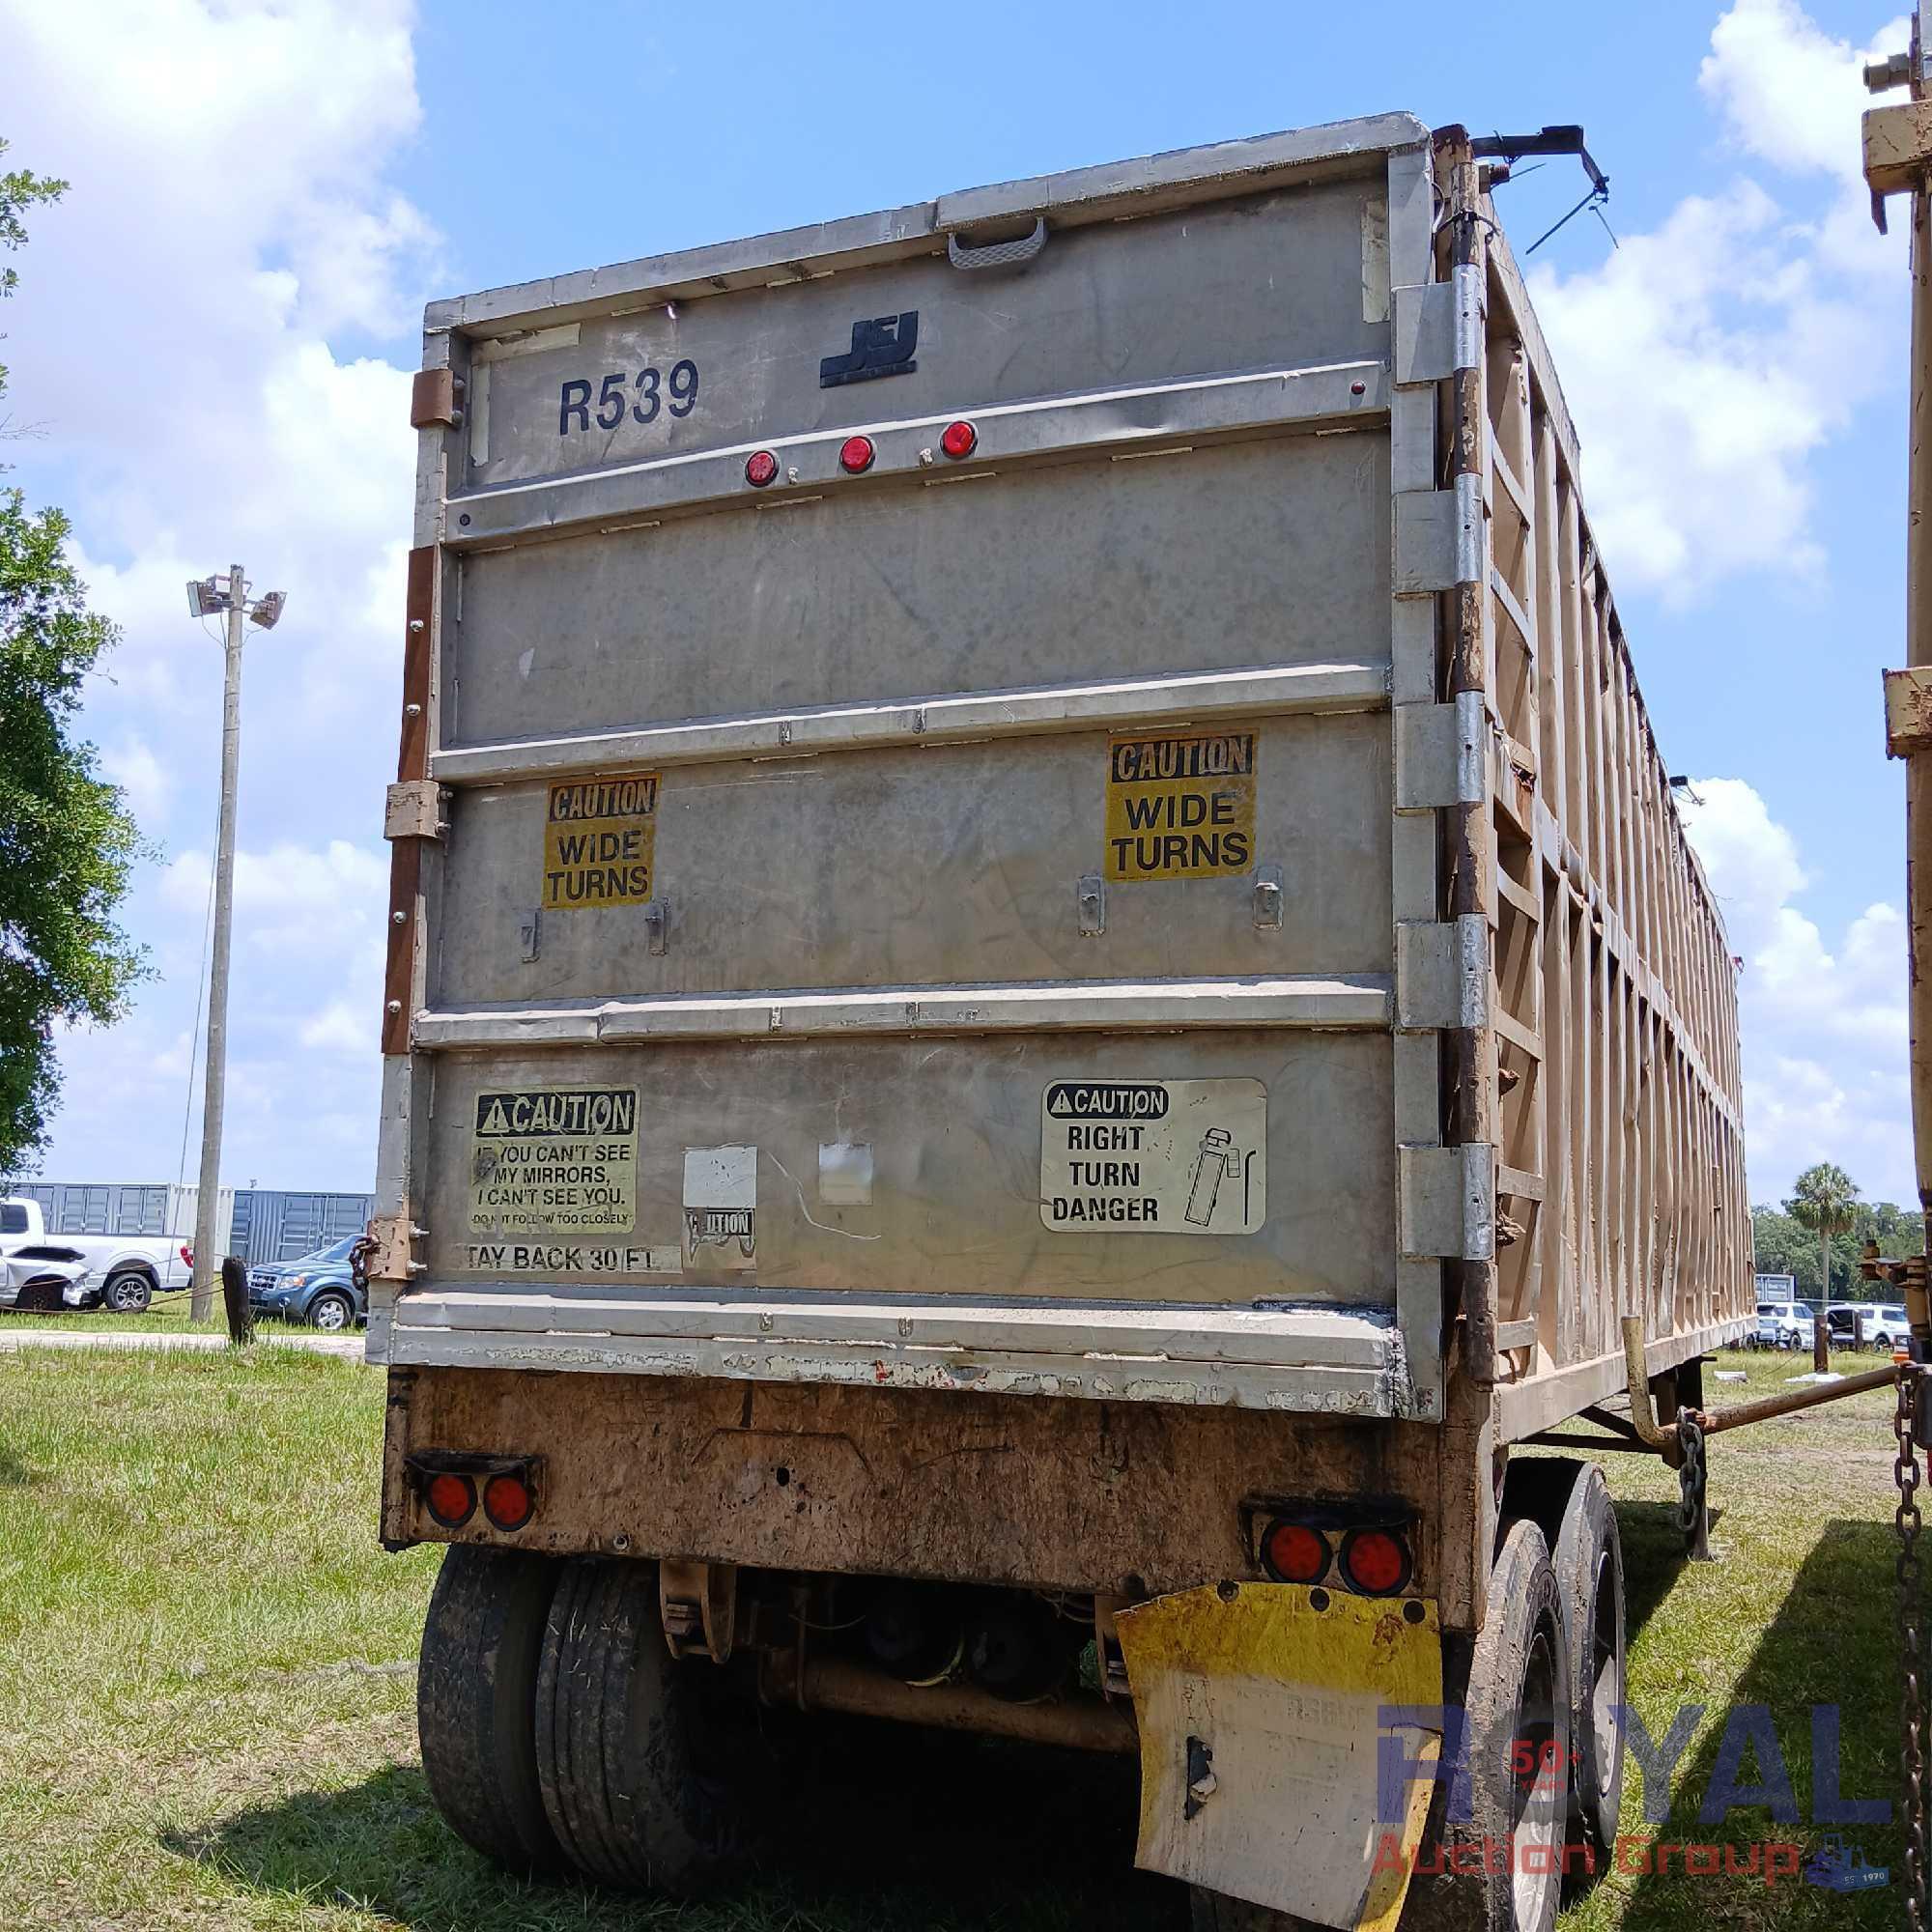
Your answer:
468;1085;639;1237
542;772;658;910
1105;731;1256;881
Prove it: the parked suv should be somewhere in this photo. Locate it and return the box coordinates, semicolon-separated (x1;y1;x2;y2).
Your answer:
1822;1301;1912;1350
247;1236;364;1330
1754;1300;1816;1350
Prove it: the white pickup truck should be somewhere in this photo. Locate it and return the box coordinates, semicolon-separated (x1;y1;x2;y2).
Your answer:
0;1198;192;1312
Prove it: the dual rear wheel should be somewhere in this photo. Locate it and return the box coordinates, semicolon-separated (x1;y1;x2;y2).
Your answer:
418;1548;735;1891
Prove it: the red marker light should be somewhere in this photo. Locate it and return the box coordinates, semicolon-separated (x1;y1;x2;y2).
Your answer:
838;435;875;474
483;1472;534;1532
940;419;977;459
1261;1520;1329;1585
1339;1527;1411;1597
425;1472;476;1528
745;449;779;487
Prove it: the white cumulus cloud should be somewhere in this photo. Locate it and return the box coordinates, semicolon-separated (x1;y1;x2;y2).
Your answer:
6;0;427;1188
1528;0;1908;605
1682;777;1914;1201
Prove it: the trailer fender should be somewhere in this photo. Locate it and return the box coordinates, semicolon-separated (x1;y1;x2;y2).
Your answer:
1115;1581;1441;1932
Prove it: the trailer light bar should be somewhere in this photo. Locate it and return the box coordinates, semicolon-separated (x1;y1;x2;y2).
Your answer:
1338;1526;1411;1597
1260;1519;1329;1585
425;1471;476;1528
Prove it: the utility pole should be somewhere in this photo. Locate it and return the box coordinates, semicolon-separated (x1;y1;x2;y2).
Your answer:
185;566;287;1320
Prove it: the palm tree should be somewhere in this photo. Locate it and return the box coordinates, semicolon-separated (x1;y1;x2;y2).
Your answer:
1789;1163;1860;1373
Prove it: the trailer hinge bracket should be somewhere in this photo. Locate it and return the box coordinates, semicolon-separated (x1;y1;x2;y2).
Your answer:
1394;691;1486;810
410;366;467;430
1392;266;1483;385
1394;474;1484;595
384;779;448;841
1885;665;1932;757
1399;1143;1495;1261
365;1213;428;1283
1397;916;1490;1029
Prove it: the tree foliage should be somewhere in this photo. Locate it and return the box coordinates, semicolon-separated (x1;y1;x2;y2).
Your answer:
1;137;68;405
0;140;144;1171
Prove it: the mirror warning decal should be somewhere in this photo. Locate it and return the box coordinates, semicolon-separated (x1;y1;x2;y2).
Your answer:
469;1085;638;1236
1040;1078;1265;1234
1104;731;1256;881
542;772;658;910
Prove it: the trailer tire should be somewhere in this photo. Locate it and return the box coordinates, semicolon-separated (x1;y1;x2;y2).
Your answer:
534;1556;738;1893
1548;1467;1624;1861
1498;1459;1625;1867
1406;1520;1571;1932
417;1545;564;1877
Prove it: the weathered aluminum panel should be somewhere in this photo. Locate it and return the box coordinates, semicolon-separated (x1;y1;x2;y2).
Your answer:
461;181;1385;492
380;116;1468;1422
417;1031;1395;1304
443;431;1391;753
437;711;1392;1006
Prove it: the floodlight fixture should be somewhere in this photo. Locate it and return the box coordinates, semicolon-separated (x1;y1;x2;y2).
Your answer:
248;590;287;630
185;576;230;618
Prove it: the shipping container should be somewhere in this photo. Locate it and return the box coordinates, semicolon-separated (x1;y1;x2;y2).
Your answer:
229;1188;377;1265
370;115;1751;1931
6;1181;232;1249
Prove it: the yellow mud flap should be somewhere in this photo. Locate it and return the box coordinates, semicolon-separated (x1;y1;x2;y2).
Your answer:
1115;1582;1442;1932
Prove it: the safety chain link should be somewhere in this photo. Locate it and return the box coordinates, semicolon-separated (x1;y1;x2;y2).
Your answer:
348;1235;376;1300
1676;1415;1705;1536
1899;1365;1927;1932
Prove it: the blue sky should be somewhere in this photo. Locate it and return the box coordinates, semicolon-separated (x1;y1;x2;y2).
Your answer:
3;0;1917;1205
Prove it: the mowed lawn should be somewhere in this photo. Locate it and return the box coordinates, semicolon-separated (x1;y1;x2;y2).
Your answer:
0;1343;1904;1931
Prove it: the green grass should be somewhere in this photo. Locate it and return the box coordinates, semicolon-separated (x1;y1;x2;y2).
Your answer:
4;1293;332;1336
0;1346;1906;1929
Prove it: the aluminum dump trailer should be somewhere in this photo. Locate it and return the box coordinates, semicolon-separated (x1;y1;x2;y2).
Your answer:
369;114;1751;1931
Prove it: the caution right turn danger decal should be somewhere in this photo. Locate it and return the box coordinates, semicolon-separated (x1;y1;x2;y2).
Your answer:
1039;1077;1266;1235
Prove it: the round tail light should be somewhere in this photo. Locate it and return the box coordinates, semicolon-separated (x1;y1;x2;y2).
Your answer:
1261;1520;1329;1585
838;435;875;474
483;1471;534;1531
745;449;779;487
425;1471;476;1528
940;419;978;459
1339;1527;1411;1596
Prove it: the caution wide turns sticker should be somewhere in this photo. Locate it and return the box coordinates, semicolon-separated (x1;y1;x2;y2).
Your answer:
1040;1078;1266;1235
542;773;658;910
1105;731;1256;882
469;1086;639;1237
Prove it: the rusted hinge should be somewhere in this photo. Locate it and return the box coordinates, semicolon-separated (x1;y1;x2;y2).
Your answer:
1885;665;1932;757
364;1213;428;1284
384;779;448;841
410;367;467;430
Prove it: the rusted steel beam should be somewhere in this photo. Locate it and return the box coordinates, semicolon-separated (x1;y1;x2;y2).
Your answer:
784;1654;1138;1754
1690;1362;1901;1436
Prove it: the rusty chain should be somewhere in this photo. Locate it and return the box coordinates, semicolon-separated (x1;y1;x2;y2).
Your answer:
1676;1415;1704;1536
1900;1363;1927;1932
